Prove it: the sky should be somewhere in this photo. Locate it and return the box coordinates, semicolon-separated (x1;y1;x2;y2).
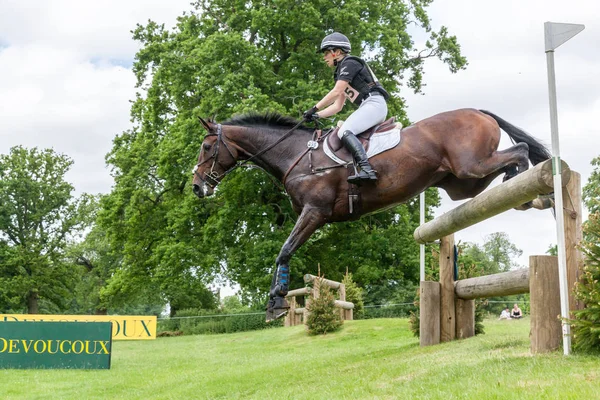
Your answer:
0;0;598;282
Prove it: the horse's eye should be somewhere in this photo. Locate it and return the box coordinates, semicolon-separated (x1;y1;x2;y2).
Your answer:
203;144;211;151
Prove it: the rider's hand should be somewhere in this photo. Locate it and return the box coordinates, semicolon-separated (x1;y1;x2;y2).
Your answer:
303;106;319;122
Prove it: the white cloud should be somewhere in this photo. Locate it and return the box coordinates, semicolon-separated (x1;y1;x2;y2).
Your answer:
0;0;191;194
0;0;597;268
405;0;599;266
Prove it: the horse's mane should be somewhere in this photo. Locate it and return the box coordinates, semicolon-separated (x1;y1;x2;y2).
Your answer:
222;112;313;132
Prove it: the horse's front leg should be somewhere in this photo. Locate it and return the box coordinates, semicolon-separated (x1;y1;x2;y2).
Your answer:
266;206;327;322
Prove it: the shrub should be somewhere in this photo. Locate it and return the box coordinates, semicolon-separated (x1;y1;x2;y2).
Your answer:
306;277;343;335
342;273;364;318
571;212;600;353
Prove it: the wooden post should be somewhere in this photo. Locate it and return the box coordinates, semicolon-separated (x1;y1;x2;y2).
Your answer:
346;308;353;321
420;281;440;346
564;171;584;315
439;234;456;342
455;298;475;339
339;284;346;321
285;297;296;327
530;255;562;354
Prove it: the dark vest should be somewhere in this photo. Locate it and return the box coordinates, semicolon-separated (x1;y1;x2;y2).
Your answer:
334;56;390;105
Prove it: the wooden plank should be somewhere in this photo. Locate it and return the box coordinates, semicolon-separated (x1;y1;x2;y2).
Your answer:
334;300;354;310
530;255;561;354
564;171;585;315
454;268;530;300
414;160;570;244
455;299;475;339
439;234;456;342
303;274;341;289
420;281;440;346
286;287;311;297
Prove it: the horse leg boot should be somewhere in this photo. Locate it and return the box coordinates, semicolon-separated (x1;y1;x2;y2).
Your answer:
340;131;377;185
265;263;290;322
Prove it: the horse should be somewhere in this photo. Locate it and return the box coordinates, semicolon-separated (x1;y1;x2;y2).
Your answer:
192;108;551;321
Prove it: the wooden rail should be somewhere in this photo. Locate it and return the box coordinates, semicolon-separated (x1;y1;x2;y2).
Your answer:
414;160;570;244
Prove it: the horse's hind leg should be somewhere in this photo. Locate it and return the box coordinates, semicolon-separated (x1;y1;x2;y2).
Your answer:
452;142;530;181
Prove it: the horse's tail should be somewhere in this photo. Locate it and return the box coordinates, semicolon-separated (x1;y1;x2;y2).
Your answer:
479;109;551;165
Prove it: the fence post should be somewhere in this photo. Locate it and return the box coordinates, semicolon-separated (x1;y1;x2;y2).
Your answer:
455;298;475;339
564;171;584;315
420;281;440;346
440;234;456;342
530;255;562;353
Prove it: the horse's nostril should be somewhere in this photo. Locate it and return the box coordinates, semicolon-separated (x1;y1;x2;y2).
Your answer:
192;184;201;194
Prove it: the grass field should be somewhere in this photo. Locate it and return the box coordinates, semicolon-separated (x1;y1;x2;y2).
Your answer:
1;317;599;399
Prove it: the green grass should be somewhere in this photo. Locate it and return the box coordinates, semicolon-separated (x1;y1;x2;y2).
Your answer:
1;317;599;399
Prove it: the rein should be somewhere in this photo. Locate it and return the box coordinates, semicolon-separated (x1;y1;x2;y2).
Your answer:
195;120;306;188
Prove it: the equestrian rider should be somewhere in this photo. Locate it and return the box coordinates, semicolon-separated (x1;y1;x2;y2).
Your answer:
303;32;390;184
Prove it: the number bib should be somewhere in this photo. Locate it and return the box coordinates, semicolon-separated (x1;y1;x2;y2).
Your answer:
344;85;361;103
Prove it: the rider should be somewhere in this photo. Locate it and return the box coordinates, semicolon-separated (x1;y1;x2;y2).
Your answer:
303;32;390;184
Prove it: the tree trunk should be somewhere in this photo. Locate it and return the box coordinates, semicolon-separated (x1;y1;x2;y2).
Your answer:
27;290;39;314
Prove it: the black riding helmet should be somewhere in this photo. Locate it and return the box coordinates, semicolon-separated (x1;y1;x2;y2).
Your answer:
319;32;351;53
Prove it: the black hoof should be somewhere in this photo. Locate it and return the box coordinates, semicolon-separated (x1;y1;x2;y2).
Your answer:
265;296;289;322
266;308;289;323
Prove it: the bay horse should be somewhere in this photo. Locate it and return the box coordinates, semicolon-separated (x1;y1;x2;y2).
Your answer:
192;108;551;321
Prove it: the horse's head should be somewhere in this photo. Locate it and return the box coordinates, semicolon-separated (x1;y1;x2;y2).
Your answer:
192;118;239;198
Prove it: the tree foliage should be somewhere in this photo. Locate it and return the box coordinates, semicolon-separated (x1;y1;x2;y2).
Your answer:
0;146;93;313
99;0;465;307
342;272;364;318
572;156;600;353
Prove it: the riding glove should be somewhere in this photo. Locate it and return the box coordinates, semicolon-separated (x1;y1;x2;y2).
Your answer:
303;106;319;121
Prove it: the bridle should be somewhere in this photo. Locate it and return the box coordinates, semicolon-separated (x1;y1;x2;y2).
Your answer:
193;124;236;188
193;120;306;188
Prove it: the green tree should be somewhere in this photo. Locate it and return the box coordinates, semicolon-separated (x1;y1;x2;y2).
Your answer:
99;0;465;307
572;156;600;352
342;272;364;318
0;146;93;313
460;232;523;275
458;233;525;317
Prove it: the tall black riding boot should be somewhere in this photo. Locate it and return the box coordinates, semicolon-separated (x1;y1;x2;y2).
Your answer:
340;131;377;185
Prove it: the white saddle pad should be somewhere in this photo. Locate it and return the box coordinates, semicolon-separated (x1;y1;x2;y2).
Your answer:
323;125;402;165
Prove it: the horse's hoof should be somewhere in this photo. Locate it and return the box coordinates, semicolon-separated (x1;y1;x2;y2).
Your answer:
265;308;288;323
514;200;533;211
265;296;289;322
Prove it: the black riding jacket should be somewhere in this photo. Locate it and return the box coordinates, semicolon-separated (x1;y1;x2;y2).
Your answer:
334;55;390;105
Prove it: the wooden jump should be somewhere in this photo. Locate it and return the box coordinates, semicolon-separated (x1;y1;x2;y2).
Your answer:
414;159;570;244
417;163;583;354
284;274;354;327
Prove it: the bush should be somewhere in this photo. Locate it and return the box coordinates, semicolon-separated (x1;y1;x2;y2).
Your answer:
342;273;364;318
571;212;600;353
306;277;343;335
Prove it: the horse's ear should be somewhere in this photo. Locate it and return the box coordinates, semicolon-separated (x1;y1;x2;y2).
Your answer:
198;117;214;132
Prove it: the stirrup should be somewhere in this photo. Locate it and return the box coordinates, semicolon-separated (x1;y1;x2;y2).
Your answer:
348;169;377;185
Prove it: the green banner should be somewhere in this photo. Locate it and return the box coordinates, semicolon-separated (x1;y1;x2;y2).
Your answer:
0;321;112;369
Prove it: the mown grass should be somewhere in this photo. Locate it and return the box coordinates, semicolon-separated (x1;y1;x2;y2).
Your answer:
1;317;599;399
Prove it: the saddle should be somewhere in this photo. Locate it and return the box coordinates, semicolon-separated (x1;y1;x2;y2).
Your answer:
323;117;402;165
327;117;398;152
